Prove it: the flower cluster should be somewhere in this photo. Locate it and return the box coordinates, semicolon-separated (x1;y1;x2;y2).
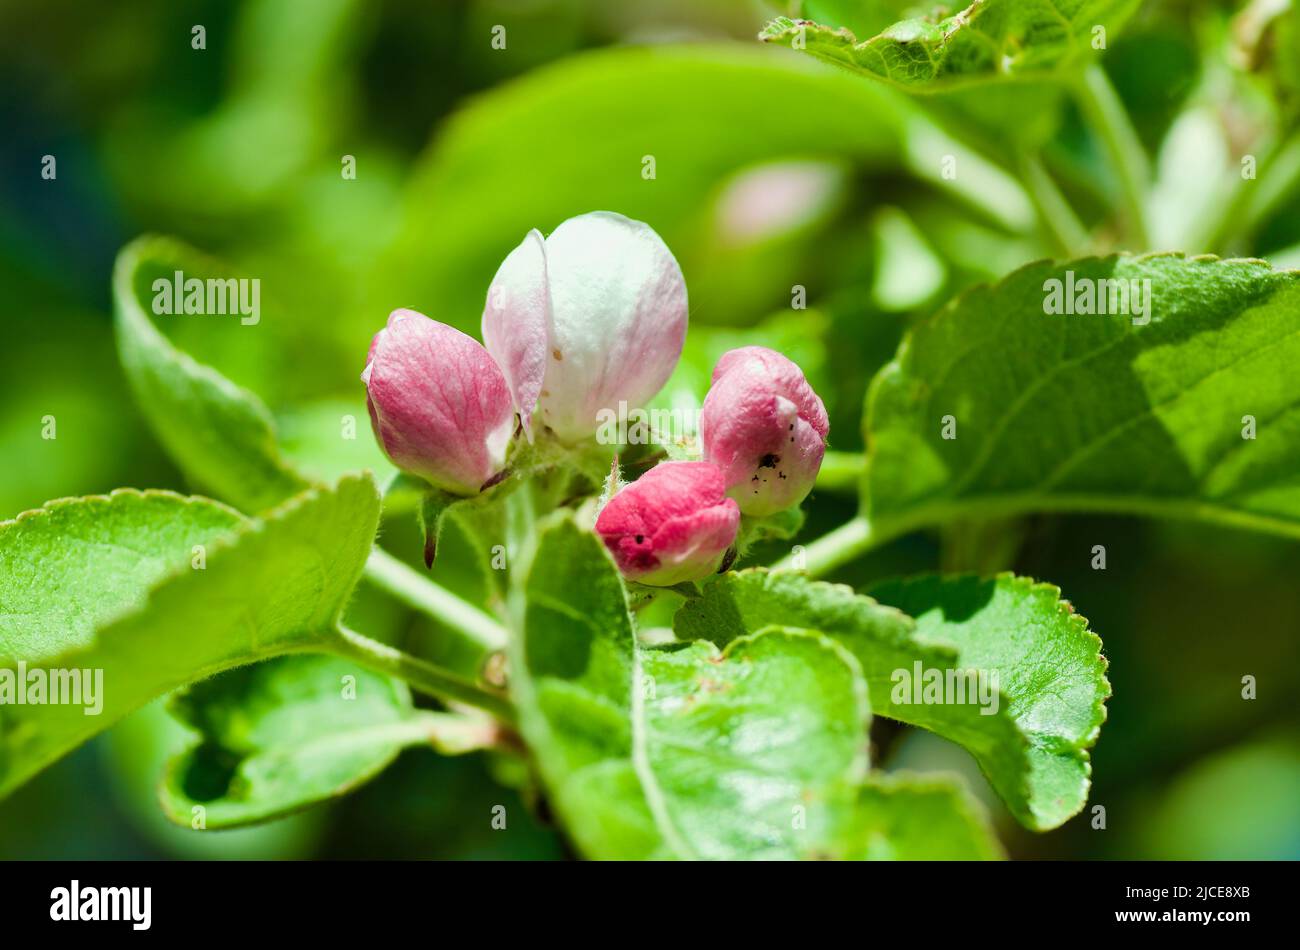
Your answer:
363;211;827;586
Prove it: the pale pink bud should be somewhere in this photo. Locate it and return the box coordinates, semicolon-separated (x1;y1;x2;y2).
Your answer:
482;211;687;442
594;461;740;587
700;346;829;517
362;309;515;496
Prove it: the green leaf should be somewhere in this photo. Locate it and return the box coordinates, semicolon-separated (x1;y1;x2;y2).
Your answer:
760;1;1140;90
161;654;489;828
0;474;381;798
676;569;1108;829
113;235;311;513
833;772;1004;859
636;628;870;860
510;513;665;859
869;573;1108;830
864;254;1300;541
418;487;460;569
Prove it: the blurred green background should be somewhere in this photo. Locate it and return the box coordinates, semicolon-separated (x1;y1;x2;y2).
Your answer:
1;0;1297;859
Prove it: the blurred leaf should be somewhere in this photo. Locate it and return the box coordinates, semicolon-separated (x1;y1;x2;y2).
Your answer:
113;236;310;514
760;1;1140;89
511;512;665;859
637;628;870;860
677;569;1109;829
871;205;946;310
0;474;380;799
106;0;369;218
161;654;489;828
276;398;395;485
1139;732;1300;860
833;772;1003;859
1147;107;1231;251
864;254;1300;541
378;44;911;328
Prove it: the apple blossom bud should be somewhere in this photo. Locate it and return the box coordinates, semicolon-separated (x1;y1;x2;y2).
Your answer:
362;309;515;496
700;346;829;517
483;211;687;442
594;461;740;587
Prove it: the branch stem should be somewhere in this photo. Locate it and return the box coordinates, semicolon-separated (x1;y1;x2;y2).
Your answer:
333;624;515;724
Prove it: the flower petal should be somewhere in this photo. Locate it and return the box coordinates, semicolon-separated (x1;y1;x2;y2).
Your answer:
539;211;687;441
594;460;738;586
482;229;549;441
701;347;828;516
365;309;515;495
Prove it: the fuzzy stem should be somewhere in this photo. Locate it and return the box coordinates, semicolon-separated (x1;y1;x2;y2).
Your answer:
363;548;507;652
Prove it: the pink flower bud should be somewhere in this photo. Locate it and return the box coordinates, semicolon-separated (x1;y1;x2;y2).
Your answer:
700;346;829;517
595;461;740;587
482;211;687;442
362;309;515;496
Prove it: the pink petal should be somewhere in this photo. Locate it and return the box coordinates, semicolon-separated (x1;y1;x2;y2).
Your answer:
594;461;739;586
701;347;828;516
482;230;549;441
364;309;515;495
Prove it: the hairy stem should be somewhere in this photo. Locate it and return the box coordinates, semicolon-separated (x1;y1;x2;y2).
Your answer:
332;624;516;724
363;548;507;652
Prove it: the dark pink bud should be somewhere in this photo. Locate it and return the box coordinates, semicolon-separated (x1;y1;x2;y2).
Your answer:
362;309;515;496
594;461;740;587
700;346;829;517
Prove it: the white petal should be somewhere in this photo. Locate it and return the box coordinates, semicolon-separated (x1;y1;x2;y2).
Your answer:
538;211;687;441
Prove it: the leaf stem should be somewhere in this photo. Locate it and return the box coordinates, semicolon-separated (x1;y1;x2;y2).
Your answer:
1073;64;1151;250
1020;153;1089;257
332;624;516;724
362;548;507;652
1205;131;1300;252
773;514;874;576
